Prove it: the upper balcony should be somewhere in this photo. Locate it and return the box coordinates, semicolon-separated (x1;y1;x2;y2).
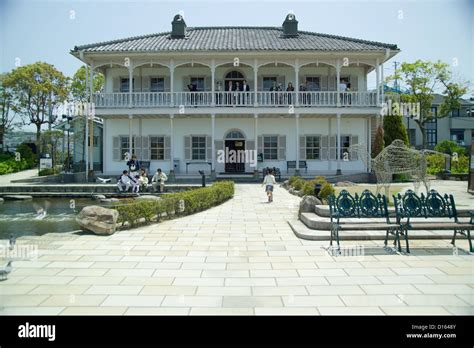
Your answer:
93;90;379;108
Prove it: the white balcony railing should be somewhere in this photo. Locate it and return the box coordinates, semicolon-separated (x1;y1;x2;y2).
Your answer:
93;91;379;108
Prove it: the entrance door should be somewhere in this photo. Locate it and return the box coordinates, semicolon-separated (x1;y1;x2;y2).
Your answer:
224;140;245;173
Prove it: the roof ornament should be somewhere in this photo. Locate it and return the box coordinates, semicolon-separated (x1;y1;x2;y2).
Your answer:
282;12;298;37
171;13;187;39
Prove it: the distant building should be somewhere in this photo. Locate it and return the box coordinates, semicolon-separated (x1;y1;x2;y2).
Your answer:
3;131;36;153
403;94;474;150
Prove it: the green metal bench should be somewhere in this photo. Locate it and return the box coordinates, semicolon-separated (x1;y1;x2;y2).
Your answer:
328;189;398;250
393;189;473;253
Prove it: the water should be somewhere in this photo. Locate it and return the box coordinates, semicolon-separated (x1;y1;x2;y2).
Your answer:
0;198;116;239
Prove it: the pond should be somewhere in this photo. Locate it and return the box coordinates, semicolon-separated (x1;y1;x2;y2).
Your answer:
0;198;119;240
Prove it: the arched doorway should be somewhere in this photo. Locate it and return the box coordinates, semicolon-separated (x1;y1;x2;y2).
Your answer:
224;70;245;91
224;129;246;173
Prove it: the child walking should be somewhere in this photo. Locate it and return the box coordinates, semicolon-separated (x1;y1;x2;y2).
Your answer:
262;169;276;203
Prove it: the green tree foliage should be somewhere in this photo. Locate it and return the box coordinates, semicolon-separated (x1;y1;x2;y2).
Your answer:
0;73;18;154
371;125;385;158
383;114;409;147
434;140;466;156
389;60;468;148
70;66;104;103
3;62;69;159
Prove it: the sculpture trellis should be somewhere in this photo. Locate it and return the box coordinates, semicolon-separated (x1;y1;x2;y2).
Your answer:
350;139;449;198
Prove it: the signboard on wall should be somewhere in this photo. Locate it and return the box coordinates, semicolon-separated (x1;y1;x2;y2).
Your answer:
39;158;52;169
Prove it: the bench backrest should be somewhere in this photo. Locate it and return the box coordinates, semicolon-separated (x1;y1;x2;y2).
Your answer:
328;189;390;222
393;189;458;221
287;161;296;168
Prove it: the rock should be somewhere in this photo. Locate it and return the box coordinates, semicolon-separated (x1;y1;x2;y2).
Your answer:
135;195;162;201
299;195;322;213
288;188;296;195
92;194;106;200
3;195;33;200
76;205;119;235
335;181;356;187
281;180;290;189
100;198;120;203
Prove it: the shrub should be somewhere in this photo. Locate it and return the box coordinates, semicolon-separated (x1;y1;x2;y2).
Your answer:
383;114;409;146
372;125;385;158
319;182;335;202
434;140;466;156
114;181;234;228
288;176;300;186
451;154;468;174
292;178;305;191
426;154;446;175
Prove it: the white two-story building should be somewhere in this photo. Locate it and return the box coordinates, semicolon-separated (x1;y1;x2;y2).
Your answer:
71;13;399;179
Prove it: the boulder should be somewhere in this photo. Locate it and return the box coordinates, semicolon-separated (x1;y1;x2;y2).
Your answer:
92;194;106;200
135;195;161;201
3;195;33;200
281;180;290;189
299;195;322;213
76;205;119;235
100;198;120;203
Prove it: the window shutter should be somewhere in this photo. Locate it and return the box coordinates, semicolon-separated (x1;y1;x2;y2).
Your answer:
164;76;171;92
329;135;336;160
134;136;142;159
321;135;328;160
257;136;263;156
184;136;191;161
113;136;120;161
321;76;328;91
299;136;306;160
350;135;359;160
351;76;358;91
277;75;286;89
206;136;212;161
246;140;255;153
258;76;264;91
204;76;211;91
164;136;171;160
183;76;190;91
328;76;336;91
142;77;150;92
215;140;223;161
141;136;150;161
278;135;286;160
113;78;120;93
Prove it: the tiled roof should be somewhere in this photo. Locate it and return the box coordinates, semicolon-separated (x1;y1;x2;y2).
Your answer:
72;27;398;53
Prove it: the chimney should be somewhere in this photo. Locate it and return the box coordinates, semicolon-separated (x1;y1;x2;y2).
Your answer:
171;14;186;39
282;12;298;37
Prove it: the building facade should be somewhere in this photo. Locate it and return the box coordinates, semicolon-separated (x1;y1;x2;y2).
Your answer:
71;13;399;178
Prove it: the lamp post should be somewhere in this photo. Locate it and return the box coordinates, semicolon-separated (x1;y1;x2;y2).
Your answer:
62;114;73;173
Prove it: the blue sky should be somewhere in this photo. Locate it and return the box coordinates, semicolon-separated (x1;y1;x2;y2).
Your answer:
1;0;472;91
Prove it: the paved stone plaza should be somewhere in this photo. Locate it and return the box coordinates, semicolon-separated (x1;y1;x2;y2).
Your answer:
0;183;473;315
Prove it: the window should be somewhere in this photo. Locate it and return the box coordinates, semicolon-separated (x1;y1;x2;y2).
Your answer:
340;136;351;160
150;77;164;92
120;136;134;159
305;77;320;91
191;136;206;160
225;130;245;139
450;108;460;117
450;130;465;145
190;77;205;91
87;136;99;147
225;71;244;79
408;129;416;146
120;78;134;93
263;135;278;160
263;77;277;91
425;118;437;149
150;136;165;160
306;136;320;160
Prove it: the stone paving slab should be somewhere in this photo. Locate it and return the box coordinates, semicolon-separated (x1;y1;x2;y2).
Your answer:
0;183;472;315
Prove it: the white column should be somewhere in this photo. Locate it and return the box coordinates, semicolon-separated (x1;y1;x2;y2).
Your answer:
103;118;107;174
211;114;216;173
368;117;372;173
128;114;133;158
128;65;133;107
84;64;89;179
254;114;258;174
253;59;258;106
295;114;300;171
211;60;216;106
381;62;385;105
170;60;175;106
336;59;341;107
375;58;380;106
170;114;174;174
336;113;341;174
89;65;94;171
294;60;299;107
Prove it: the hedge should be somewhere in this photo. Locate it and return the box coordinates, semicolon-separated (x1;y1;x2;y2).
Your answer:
113;181;234;228
0;158;33;175
288;175;335;202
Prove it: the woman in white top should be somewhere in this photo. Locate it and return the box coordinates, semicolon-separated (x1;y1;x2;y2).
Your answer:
262;169;277;203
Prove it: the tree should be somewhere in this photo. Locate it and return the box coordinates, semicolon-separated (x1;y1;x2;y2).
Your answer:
371;125;384;158
389;60;468;148
0;73;18;154
3;62;69;159
383;114;409;147
70;66;104;102
41;129;64;169
434;140;465;156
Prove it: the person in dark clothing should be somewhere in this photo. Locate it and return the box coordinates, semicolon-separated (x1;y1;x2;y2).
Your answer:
126;155;140;177
286;82;295;105
187;83;197;106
